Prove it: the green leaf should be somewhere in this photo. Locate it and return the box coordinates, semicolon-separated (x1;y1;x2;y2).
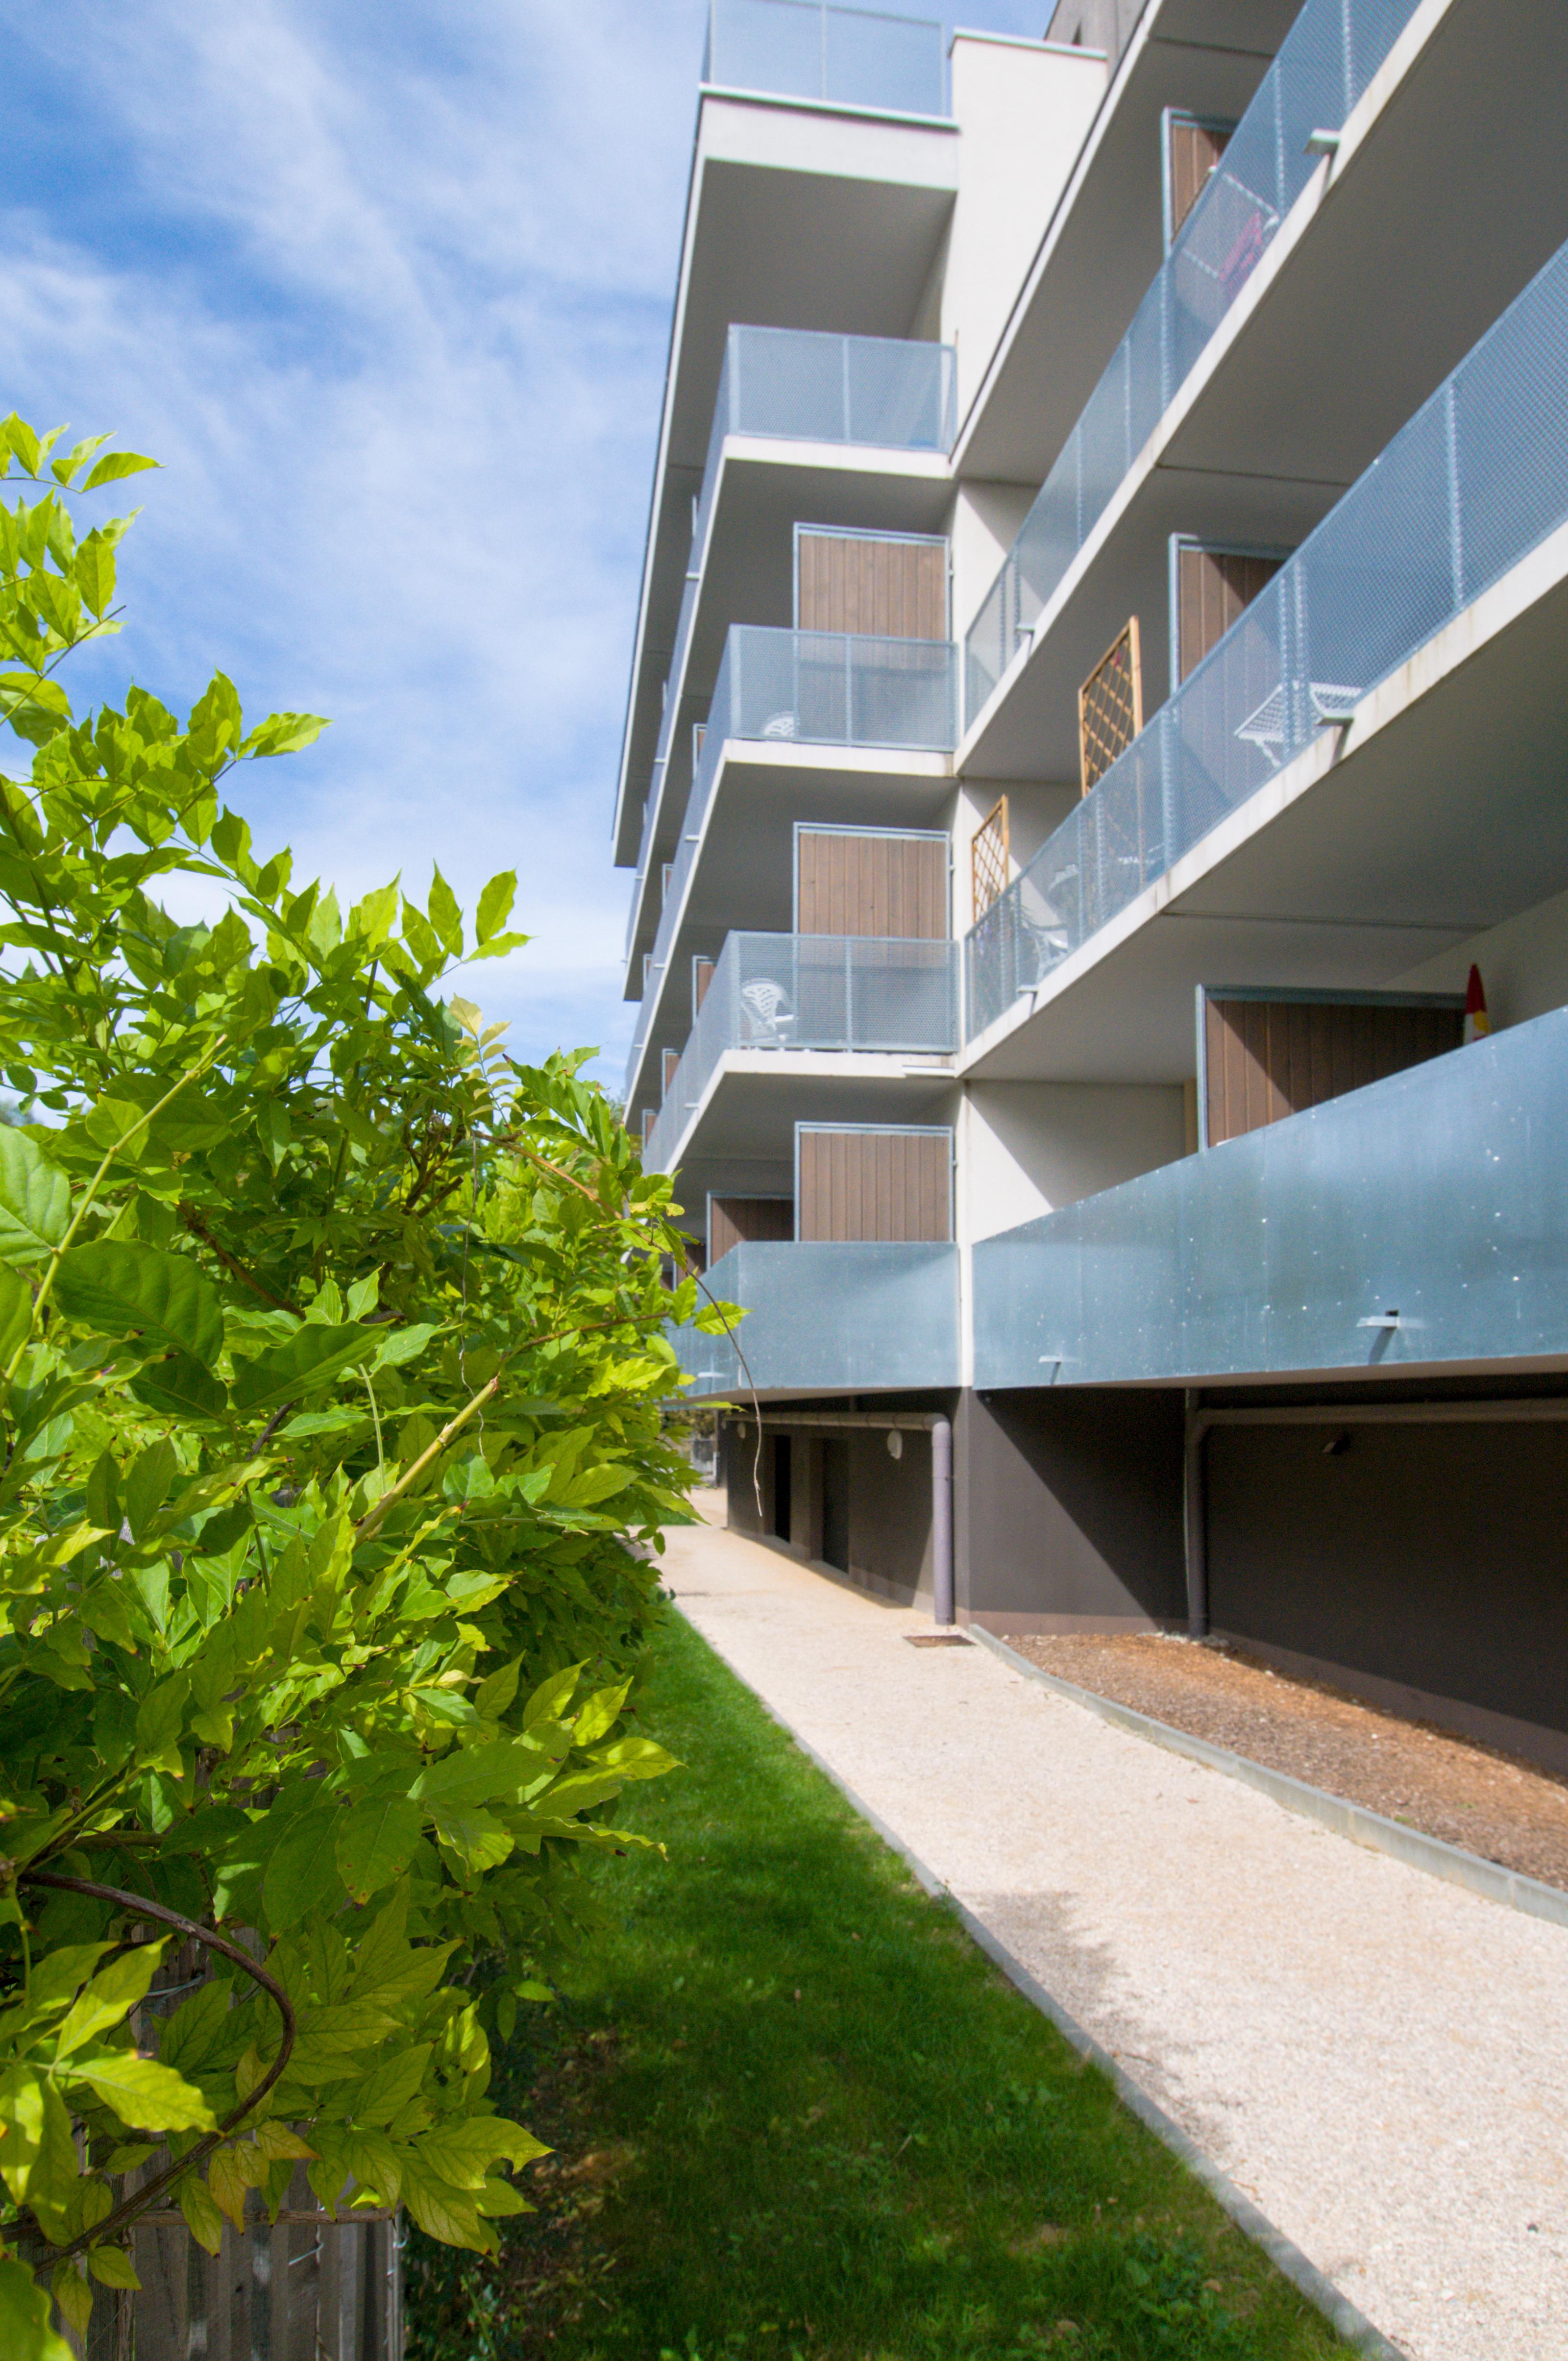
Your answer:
0;1129;71;1264
473;1656;522;1722
54;1241;224;1369
230;1323;380;1416
74;532;117;619
135;1674;189;1770
571;1680;630;1747
86;2246;141;2291
55;1941;167;2056
427;867;464;959
412;2116;548;2190
0;1264;32;1361
76;2053;217;2132
397;2156;490;2252
474;870;516;945
336;1795;421;1905
427;1799;513;1875
0;2257;73;2361
177;2170;224;2255
523;1663;582;1729
343;2044;432;2128
81;450;159;490
130;1350;230;1422
262;1807;347;1933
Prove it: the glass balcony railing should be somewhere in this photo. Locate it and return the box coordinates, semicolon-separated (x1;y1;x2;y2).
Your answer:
645;930;958;1172
964;231;1568;1043
963;0;1422;726
629;624;960;1091
628;326;956;951
703;0;949;119
667;1241;961;1396
973;1006;1568;1389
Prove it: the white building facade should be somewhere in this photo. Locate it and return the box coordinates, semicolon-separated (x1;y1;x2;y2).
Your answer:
617;0;1568;1771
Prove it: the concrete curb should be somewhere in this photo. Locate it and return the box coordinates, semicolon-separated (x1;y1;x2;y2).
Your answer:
673;1604;1408;2361
968;1623;1568;1933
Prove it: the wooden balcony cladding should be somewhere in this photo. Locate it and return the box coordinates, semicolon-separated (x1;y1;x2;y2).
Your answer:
1165;111;1233;246
1176;542;1284;683
1078;617;1142;793
796;826;949;939
661;1047;680;1098
797;1125;952;1243
795;529;948;640
692;955;716;1015
708;1193;794;1263
971;795;1009;922
1202;990;1466;1148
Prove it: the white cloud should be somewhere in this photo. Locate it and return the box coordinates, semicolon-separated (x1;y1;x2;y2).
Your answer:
0;0;1054;1079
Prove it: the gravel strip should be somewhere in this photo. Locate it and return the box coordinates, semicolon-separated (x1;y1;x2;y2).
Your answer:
1010;1635;1568;1891
662;1503;1568;2361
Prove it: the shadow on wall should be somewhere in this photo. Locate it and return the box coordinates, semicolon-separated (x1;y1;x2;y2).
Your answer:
1207;1419;1568;1768
958;1389;1187;1632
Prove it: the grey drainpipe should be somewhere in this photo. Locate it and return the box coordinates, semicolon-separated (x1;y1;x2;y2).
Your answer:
932;1414;955;1626
1183;1390;1208;1639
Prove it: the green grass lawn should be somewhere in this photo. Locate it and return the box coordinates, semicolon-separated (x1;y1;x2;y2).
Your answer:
405;1608;1352;2361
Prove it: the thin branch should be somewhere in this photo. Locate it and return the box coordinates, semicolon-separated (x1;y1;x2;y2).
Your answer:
16;1869;296;2275
179;1206;301;1316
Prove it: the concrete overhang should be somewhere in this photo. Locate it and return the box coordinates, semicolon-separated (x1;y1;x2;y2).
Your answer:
613;89;958;861
960;516;1568;1085
627;738;955;1118
958;0;1568;779
621;437;953;954
956;0;1297;486
660;1050;957;1204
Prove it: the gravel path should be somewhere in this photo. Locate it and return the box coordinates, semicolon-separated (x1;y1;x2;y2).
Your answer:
1011;1633;1568;1891
661;1504;1568;2361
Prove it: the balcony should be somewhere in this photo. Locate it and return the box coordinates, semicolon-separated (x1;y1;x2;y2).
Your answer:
964;230;1568;1046
972;1005;1568;1389
645;930;959;1173
668;1240;960;1397
627;624;960;1100
703;0;949;121
626;326;956;908
963;0;1424;728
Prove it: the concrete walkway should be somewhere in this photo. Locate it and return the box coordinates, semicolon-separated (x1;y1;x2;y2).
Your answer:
661;1505;1568;2361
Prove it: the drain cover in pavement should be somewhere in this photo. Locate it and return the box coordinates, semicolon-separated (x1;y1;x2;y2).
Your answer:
906;1633;972;1648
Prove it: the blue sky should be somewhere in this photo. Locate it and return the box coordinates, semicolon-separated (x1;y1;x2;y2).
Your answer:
1;1;1056;1086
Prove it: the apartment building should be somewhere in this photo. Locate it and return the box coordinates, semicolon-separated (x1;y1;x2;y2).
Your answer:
618;0;1568;1773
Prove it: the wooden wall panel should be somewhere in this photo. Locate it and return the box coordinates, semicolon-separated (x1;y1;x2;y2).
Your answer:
1167;115;1231;242
797;1127;952;1242
796;829;948;938
1176;545;1284;681
1203;995;1465;1147
796;531;948;640
708;1194;794;1263
692;957;715;1015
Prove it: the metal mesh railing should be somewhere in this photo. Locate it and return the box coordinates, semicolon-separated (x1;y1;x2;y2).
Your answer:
964;233;1568;1041
628;626;961;1094
645;930;959;1172
627;326;955;958
704;0;948;118
963;0;1421;725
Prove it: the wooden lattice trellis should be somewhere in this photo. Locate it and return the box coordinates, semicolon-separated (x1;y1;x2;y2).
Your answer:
971;795;1010;922
1078;616;1143;794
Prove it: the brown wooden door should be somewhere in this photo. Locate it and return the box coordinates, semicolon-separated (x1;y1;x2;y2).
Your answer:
796;829;948;938
1176;544;1283;682
708;1194;794;1263
1167;114;1232;243
796;530;948;639
796;1126;952;1242
1202;992;1465;1146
